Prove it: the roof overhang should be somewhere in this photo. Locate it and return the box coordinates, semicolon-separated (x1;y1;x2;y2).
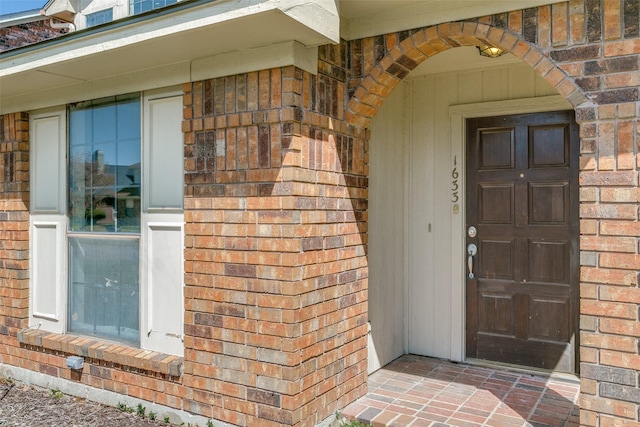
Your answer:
0;0;339;114
1;0;570;115
0;9;46;28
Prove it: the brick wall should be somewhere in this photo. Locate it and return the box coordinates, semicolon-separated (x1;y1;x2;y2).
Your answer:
0;50;368;426
0;20;67;52
0;113;30;339
2;1;640;426
0;112;187;421
182;45;369;426
344;1;640;426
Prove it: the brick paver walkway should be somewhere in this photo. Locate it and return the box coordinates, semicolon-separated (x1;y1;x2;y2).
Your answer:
341;355;580;427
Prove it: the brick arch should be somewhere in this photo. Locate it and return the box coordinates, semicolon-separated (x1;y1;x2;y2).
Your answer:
346;22;588;129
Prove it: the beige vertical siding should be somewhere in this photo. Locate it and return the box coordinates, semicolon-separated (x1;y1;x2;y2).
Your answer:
368;51;558;371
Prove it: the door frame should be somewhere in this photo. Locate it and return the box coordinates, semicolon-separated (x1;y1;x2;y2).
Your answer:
447;94;574;363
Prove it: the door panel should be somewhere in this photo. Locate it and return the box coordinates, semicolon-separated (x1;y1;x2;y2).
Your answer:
529;182;569;224
466;111;579;373
480;129;515;169
479;184;514;223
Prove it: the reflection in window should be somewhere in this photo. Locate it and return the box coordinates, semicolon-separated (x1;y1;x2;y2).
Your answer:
68;95;141;344
69;237;140;344
130;0;177;15
69;96;141;233
86;8;113;27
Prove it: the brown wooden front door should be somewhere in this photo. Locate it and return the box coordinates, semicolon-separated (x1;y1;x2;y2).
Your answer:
465;111;579;373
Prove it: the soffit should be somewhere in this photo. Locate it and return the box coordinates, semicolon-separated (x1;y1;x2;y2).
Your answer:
339;0;567;40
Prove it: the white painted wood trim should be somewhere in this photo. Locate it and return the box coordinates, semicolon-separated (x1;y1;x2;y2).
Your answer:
140;88;185;356
280;0;340;43
30;108;67;214
449;95;572;118
140;218;184;356
191;41;318;84
448;94;572;363
29;107;68;334
143;88;184;212
30;217;67;333
449;118;465;363
402;81;411;356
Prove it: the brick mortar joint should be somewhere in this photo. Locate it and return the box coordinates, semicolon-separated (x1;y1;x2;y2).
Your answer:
17;329;183;377
191;106;300;120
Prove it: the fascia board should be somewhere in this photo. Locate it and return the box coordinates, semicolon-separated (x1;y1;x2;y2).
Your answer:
279;0;340;44
191;41;318;81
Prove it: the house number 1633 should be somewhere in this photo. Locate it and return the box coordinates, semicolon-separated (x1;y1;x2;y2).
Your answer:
451;156;460;214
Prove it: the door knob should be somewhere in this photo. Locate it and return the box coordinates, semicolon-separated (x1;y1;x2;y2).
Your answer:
467;243;477;279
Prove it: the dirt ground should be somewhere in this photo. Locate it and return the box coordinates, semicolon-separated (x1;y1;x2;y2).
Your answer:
0;376;176;427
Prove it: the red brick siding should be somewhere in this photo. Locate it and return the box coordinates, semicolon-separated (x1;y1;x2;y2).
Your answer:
0;115;190;422
183;48;368;425
0;20;67;52
1;1;640;426
0;113;30;338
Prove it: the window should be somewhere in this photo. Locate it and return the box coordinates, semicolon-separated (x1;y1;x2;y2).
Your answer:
130;0;177;15
30;88;184;356
68;95;141;344
85;8;113;27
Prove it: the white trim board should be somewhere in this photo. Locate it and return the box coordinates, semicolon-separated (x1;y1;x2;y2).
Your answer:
449;95;572;118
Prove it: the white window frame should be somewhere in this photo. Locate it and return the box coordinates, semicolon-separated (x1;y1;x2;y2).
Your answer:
129;0;177;15
85;8;114;27
29;87;184;356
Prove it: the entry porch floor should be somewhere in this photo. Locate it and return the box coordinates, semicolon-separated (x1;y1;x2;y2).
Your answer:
341;355;580;427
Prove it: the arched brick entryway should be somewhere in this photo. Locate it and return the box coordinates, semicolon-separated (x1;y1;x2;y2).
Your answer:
345;22;588;130
344;3;640;423
345;17;594;424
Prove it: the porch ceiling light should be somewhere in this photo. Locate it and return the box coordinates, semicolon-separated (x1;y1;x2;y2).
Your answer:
477;44;506;58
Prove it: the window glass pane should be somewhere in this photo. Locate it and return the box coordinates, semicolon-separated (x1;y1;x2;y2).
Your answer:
69;145;91;231
141;0;152;13
92;105;117;143
131;0;176;14
69;96;141;233
69;237;139;345
92;143;117;172
116;185;141;232
91;187;116;232
117;101;140;140
69;109;91;146
86;8;113;27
